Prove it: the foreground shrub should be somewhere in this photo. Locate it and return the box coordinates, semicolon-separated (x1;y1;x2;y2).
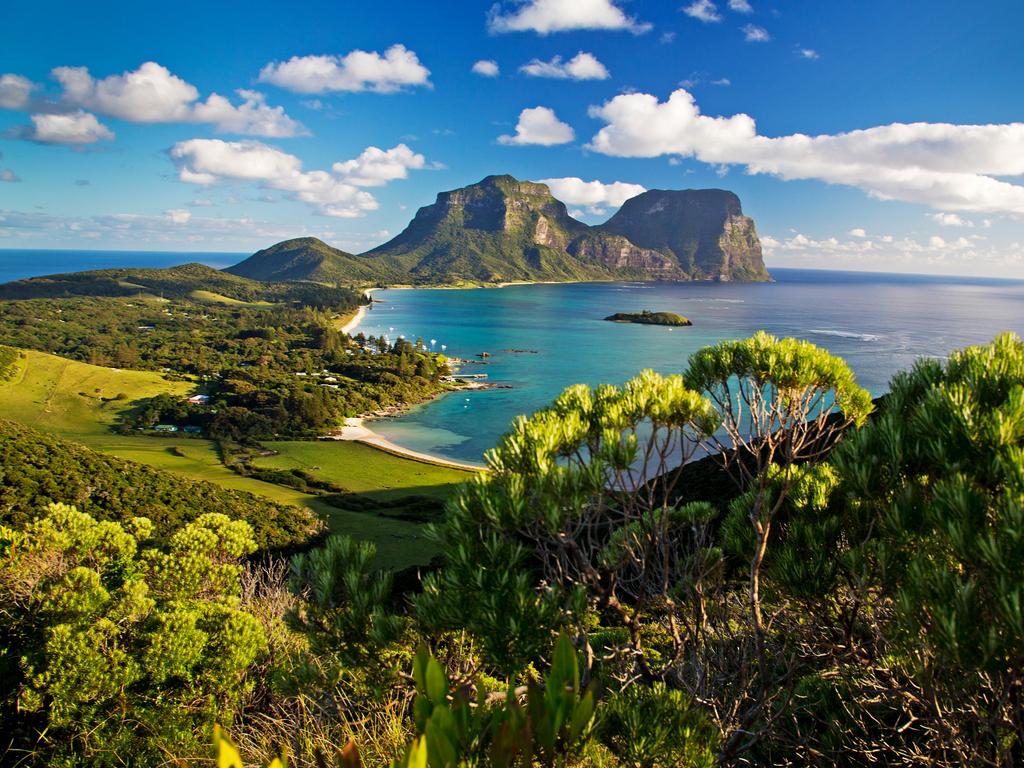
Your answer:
0;504;265;765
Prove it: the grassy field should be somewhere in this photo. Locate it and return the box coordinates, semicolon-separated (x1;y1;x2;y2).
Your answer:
189;290;274;307
255;440;473;500
0;348;462;568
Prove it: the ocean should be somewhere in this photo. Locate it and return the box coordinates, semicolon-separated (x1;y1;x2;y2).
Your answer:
357;269;1024;463
0;249;240;284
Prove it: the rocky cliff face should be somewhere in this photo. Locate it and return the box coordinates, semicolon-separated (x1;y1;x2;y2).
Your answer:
232;177;769;285
599;189;769;281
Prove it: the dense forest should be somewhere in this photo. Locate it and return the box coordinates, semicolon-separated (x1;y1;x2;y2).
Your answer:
2;331;1020;767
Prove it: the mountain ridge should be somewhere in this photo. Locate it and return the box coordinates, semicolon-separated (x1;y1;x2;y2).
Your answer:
227;174;768;286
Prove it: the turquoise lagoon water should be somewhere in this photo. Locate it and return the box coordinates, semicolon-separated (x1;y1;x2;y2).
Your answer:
357;269;1024;464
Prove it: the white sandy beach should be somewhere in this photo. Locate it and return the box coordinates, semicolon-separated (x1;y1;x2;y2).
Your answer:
335;289;487;472
330;417;487;472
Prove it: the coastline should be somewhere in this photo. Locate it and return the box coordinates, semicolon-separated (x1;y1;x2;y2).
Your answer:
328;417;487;472
336;290;487;472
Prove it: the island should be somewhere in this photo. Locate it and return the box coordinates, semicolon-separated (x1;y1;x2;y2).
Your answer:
604;310;693;326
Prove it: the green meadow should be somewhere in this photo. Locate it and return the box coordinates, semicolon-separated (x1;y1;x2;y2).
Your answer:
0;347;468;568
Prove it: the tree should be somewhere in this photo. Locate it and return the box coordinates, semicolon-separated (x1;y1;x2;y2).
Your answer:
0;504;266;764
832;332;1024;764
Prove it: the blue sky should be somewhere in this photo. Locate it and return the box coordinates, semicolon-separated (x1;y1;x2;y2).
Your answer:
1;0;1022;276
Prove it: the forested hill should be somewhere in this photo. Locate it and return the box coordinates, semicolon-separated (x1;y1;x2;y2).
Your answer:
0;418;318;549
228;175;769;285
0;262;362;308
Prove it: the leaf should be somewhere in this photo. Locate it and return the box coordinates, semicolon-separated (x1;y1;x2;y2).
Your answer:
214;725;244;768
425;657;448;704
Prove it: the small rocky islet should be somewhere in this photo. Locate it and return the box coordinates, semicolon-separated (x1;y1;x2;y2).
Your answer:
604;310;693;327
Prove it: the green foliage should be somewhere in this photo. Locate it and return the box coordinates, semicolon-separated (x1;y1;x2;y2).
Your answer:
685;330;874;438
289;534;403;660
394;633;597;768
0;343;18;380
598;683;718;768
0;418;318;549
836;332;1024;677
418;369;717;675
0;504;266;764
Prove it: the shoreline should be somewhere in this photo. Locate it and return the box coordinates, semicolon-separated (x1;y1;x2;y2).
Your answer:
335;287;493;471
338;288;379;335
327;416;487;472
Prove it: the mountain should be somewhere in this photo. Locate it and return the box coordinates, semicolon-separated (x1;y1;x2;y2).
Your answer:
226;236;395;284
599;189;768;282
232;175;768;285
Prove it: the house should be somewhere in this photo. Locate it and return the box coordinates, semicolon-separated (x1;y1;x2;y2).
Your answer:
323;376;338;383
187;394;210;404
182;425;203;434
154;424;178;433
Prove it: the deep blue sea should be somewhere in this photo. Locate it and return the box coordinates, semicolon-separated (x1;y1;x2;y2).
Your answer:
0;249;240;283
358;270;1024;463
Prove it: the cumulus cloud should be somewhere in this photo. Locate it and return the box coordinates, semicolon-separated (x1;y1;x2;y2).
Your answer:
848;228;867;238
0;74;34;109
472;60;500;77
330;144;427;186
928;212;974;227
743;24;771;41
50;62;304;137
728;0;753;12
796;47;820;59
537;177;645;209
586;88;1024;214
166;208;192;224
762;229;1020;276
488;0;651;35
520;52;610;80
169;139;429;218
258;45;430;94
498;106;574;146
0;169;21;182
28;110;114;144
683;0;722;23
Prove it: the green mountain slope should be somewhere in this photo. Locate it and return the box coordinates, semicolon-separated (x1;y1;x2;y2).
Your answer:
225;236;397;284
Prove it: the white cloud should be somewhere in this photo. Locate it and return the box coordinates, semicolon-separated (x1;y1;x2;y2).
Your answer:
743;24;771;41
660;31;677;44
928;212;974;227
0;74;34;109
29;110;114;144
190;89;306;138
711;77;731;86
683;0;722;23
537;177;646;208
258;45;430;94
331;144;426;187
520;52;610;80
472;60;500;77
586;88;1024;214
762;228;1020;277
498;106;574;146
796;47;820;59
0;169;21;183
728;0;753;12
849;227;867;238
488;0;651;34
52;62;304;137
166;208;192;225
169;139;429;218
